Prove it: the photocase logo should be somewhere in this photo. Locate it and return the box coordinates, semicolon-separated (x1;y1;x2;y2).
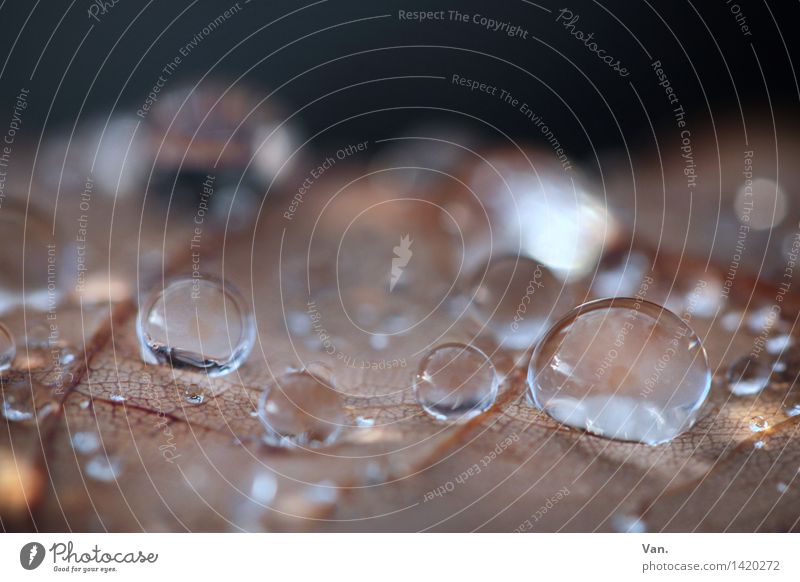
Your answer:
20;542;46;570
389;234;413;292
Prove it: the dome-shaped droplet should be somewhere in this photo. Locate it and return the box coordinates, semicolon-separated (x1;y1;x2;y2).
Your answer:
414;343;499;422
137;277;255;377
0;323;15;373
469;256;565;350
726;355;773;396
258;369;346;448
528;298;711;445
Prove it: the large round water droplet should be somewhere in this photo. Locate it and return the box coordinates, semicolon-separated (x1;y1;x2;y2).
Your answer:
258;370;346;448
0;323;15;373
469;256;565;350
528;298;711;445
137;277;255;377
414;343;499;422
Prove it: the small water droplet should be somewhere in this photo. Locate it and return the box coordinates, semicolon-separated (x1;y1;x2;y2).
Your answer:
286;310;311;336
355;416;375;427
249;470;278;505
469;256;564;350
749;415;769;432
529;298;711;444
180;384;209;406
591;252;649;298
71;431;101;455
611;513;647;533
727;355;773;396
777;482;789;494
84;455;122;482
258;370;346;448
766;334;794;355
0;378;53;422
109;392;126;403
720;310;743;332
79;399;92;409
369;334;389;351
0;322;16;373
754;440;766;449
414;342;498;422
136;277;255;377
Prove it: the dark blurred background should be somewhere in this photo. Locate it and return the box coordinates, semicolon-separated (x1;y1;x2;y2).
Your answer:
0;0;797;167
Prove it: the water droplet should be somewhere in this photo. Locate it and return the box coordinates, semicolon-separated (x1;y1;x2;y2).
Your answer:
71;431;101;455
180;384;210;406
369;334;390;351
469;256;564;350
726;355;773;396
735;178;787;230
249;470;278;505
414;343;499;422
611;513;647;533
109;392;126;403
286;310;311;336
529;298;711;445
258;370;346;448
0;378;53;422
754;440;766;450
766;334;794;355
720;310;743;332
84;455;122;482
0;322;15;373
137;277;255;377
591;251;650;298
355;416;375;427
749;415;769;432
777;482;789;494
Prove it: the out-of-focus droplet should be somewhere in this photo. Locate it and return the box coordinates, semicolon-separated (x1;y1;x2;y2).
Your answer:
734;178;787;230
0;377;56;423
137;277;255;377
461;150;618;278
749;415;769;432
268;480;340;532
590;251;650;298
71;431;101;455
766;334;794;355
148;82;295;204
84;454;122;482
369;334;390;351
469;256;565;350
414;342;498;422
611;513;647;533
249;469;278;505
720;310;744;332
529;298;711;445
0;202;62;313
258;369;346;448
0;322;15;373
726;355;773;396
